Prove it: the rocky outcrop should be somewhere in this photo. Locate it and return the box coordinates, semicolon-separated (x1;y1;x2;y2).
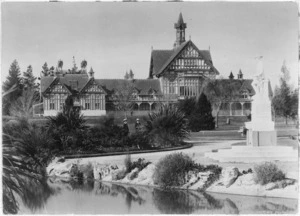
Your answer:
182;171;212;190
216;167;240;188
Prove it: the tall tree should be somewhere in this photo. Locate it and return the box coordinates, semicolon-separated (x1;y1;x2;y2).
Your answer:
71;56;78;74
3;60;23;115
129;69;134;79
57;60;63;72
81;60;87;73
113;81;135;117
272;61;295;124
188;93;215;132
203;79;240;128
124;71;129;79
41;62;49;77
23;65;38;90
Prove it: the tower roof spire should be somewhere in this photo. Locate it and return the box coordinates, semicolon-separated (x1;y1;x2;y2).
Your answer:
178;12;184;25
175;12;186;29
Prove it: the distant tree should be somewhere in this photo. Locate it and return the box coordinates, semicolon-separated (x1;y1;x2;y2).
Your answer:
188;93;215;132
71;56;78;74
229;71;234;79
124;71;130;79
2;60;23;115
129;69;134;79
57;60;63;72
204;79;240;128
41;62;49;77
23;65;38;90
81;60;87;73
10;88;39;118
272;61;296;124
113;81;135;117
49;66;55;76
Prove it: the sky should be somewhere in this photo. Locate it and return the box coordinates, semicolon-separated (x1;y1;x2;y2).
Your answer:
1;2;299;88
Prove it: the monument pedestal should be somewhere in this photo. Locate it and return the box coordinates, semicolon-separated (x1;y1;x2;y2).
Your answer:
245;122;277;147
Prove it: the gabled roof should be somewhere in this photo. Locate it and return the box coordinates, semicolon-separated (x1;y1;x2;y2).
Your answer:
239;79;255;95
150;40;219;77
80;78;107;94
41;74;90;94
95;79;162;95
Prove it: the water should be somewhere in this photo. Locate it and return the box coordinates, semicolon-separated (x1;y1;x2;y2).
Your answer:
19;179;298;214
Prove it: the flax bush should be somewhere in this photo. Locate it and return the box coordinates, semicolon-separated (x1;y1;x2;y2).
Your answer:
153;152;194;188
254;162;285;185
146;104;189;147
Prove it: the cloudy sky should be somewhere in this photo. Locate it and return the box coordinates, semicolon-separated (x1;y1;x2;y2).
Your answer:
1;2;298;87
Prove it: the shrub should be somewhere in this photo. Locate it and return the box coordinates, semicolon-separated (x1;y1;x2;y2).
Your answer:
254;162;286;185
124;154;132;173
188;93;215;132
146;104;189;147
124;155;151;173
153;153;194;188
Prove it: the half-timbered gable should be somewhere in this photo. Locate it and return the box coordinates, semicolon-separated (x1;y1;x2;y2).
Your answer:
149;14;220;99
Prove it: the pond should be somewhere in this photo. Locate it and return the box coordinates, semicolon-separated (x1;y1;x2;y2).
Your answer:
18;179;298;214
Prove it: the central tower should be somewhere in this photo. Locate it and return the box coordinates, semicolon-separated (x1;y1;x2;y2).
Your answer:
174;12;187;48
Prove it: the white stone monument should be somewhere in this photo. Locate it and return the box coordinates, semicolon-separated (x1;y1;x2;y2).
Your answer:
245;57;277;146
204;57;297;162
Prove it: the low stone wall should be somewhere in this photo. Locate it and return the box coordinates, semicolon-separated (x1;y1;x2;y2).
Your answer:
46;158;298;199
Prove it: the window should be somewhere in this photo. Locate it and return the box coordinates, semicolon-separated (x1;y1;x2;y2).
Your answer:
85;103;90;110
180;86;184;96
95;103;100;110
50;103;55;110
169;86;175;94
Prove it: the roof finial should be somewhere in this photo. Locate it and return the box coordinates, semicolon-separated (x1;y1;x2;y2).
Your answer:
209;45;210;51
151;46;153;51
189;35;191;40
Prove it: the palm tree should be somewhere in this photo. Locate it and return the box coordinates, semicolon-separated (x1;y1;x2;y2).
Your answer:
58;60;63;72
2;87;49;214
81;60;87;73
145;104;189;147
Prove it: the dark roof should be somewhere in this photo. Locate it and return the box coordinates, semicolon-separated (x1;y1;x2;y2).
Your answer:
150;50;174;76
150;40;219;77
41;76;56;93
175;12;186;28
41;74;90;94
96;79;162;95
239;79;255;95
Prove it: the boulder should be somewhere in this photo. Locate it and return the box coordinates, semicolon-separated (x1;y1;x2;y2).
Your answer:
93;163;119;180
188;171;212;190
265;179;296;190
127;168;140;181
112;169;127;181
134;164;156;185
234;173;255;186
218;167;240;188
47;160;78;180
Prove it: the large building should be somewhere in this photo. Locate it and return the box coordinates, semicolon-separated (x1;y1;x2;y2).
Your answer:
40;13;254;117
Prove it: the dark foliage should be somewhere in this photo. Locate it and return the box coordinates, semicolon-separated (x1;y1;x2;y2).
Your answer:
153;153;194;188
178;97;197;116
3;60;23;115
125;156;151;173
254;162;286;185
2;117;53;214
146;104;189;147
46;96;87;152
188;93;215;132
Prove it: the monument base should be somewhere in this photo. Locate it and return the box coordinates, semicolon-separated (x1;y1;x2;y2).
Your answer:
246;130;277;146
205;146;298;163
